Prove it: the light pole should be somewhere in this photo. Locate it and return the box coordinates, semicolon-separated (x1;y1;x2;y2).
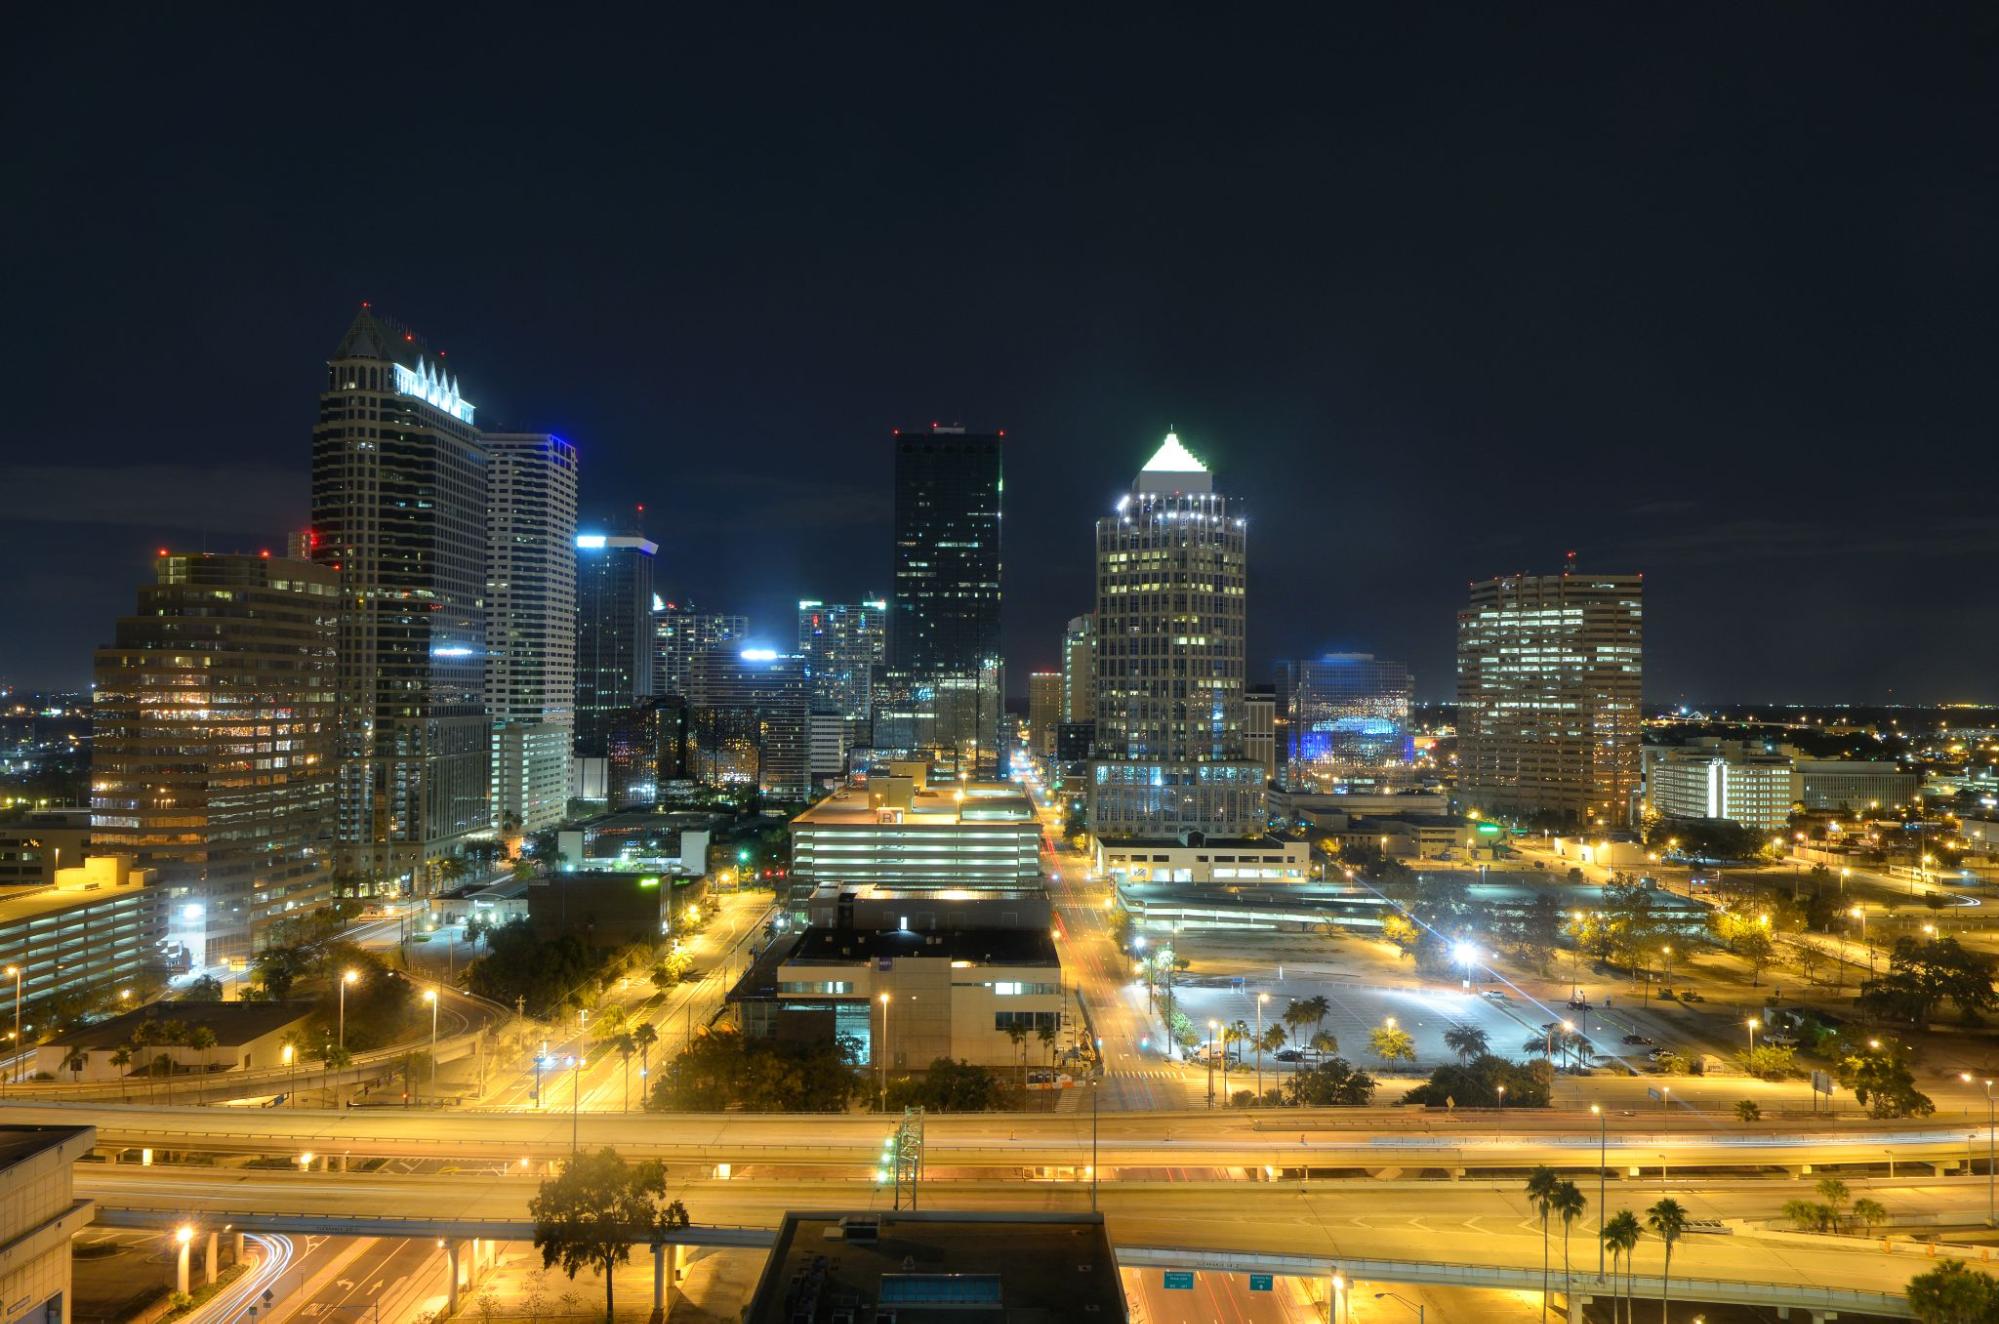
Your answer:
1090;1037;1102;1213
1496;1084;1505;1109
1965;1073;1996;1226
1255;992;1270;1103
877;993;891;1112
338;969;359;1049
1453;940;1476;990
1206;1019;1219;1109
566;1054;581;1154
3;964;18;1089
1747;1017;1759;1055
281;1044;295;1107
1373;1290;1423;1323
1591;1104;1606;1281
423;989;439;1090
1851;906;1873;978
175;1224;194;1296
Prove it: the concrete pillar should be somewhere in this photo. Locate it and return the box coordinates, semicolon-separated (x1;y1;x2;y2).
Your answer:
233;1231;245;1263
141;1148;153;1167
175;1241;190;1296
204;1231;219;1286
1810;1312;1837;1323
1568;1294;1589;1324
446;1242;462;1314
654;1244;666;1313
1776;1309;1790;1320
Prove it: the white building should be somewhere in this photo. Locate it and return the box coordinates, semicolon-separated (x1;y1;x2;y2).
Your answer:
1095;835;1309;884
1647;741;1798;832
790;766;1041;893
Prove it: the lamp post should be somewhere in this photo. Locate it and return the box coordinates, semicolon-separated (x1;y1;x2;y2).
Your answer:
1090;1037;1103;1213
174;1224;194;1296
1851;906;1874;978
877;993;891;1112
1592;1104;1606;1281
566;1054;581;1154
1496;1084;1505;1109
424;989;439;1089
281;1044;295;1107
1206;1019;1219;1109
1373;1290;1424;1323
1747;1018;1759;1055
1965;1074;1996;1226
1255;992;1270;1103
338;969;359;1050
3;964;18;1090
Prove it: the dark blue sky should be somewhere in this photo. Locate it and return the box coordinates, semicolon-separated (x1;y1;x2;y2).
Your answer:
3;7;1993;702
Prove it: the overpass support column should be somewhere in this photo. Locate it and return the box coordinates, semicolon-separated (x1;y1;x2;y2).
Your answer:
654;1243;666;1313
233;1230;245;1263
175;1237;190;1297
204;1231;219;1286
1567;1293;1589;1324
1811;1312;1838;1323
446;1241;462;1315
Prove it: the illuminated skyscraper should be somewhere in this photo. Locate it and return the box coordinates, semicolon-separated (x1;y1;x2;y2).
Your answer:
653;604;747;699
1027;671;1062;757
688;649;811;799
1061;614;1095;723
797;598;888;721
311;307;490;885
1089;433;1263;839
485;434;577;832
1456;565;1643;825
572;526;656;758
91;552;338;958
890;425;1004;775
1274;653;1414;792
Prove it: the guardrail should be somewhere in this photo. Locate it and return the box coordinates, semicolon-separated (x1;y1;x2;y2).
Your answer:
92;1205;778;1249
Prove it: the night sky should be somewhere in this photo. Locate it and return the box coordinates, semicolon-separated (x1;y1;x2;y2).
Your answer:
4;8;1993;703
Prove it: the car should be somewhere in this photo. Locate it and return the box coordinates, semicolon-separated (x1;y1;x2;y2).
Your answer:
1622;1033;1657;1046
1567;998;1592;1011
1274;1049;1304;1063
1482;989;1509;1002
1680;990;1705;1002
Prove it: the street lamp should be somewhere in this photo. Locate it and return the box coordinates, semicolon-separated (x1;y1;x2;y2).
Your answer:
1747;1017;1759;1054
1374;1290;1424;1322
1591;1103;1606;1280
1496;1084;1506;1109
1255;992;1270;1102
2;965;18;1090
423;989;440;1089
338;969;359;1049
877;993;892;1112
1964;1073;1996;1226
174;1224;195;1296
1452;940;1477;990
1206;1019;1219;1109
281;1044;295;1107
566;1054;581;1154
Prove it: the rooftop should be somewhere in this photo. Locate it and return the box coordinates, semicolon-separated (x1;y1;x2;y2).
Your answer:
794;781;1035;827
50;1001;312;1051
746;1211;1123;1324
786;926;1058;967
1098;835;1302;851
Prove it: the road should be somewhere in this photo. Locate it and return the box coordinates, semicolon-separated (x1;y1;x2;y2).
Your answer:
81;1164;1958;1307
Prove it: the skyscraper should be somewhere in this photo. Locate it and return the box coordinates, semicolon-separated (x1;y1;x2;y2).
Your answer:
312;307;490;885
1274;653;1415;792
485;433;578;833
1089;433;1263;839
797;598;888;720
91;552;338;958
1027;671;1063;758
889;424;1004;776
653;604;747;699
572;526;657;757
1456;565;1643;825
687;649;811;799
1061;614;1095;724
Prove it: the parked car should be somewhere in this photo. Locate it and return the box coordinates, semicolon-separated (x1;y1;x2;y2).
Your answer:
1622;1033;1656;1046
1274;1049;1304;1063
1482;989;1509;1002
1567;997;1592;1011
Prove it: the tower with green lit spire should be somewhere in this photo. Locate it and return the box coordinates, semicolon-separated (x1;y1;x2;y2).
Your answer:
1088;432;1264;843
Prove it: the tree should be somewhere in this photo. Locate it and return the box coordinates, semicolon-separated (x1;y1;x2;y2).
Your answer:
1734;1099;1762;1122
1402;1054;1551;1109
1281;998;1319;1039
1037;1019;1058;1065
1600;1210;1642;1324
1526;1166;1559;1324
1283;1057;1376;1106
647;1028;863;1113
530;1148;685;1321
1443;1024;1489;1065
1816;1176;1852;1230
613;1033;637;1113
1646;1197;1689;1324
1905;1259;1999;1323
1552;1180;1587;1311
1005;1024;1029;1097
632;1022;659;1090
1835;1042;1935;1119
1308;1028;1339;1056
109;1047;131;1101
1860;937;1999;1027
884;1058;1006;1112
176;975;225;1002
1783;1198;1836;1233
1737;1045;1799;1079
1368;1025;1416;1065
1852;1197;1888;1235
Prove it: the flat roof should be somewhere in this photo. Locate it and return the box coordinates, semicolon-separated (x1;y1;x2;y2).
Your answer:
0;879;151;926
787;926;1058;967
746;1211;1123;1324
1098;835;1303;851
51;1001;312;1050
795;783;1035;828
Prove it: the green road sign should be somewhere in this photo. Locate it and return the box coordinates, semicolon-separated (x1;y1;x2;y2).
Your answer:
1249;1273;1274;1291
1163;1272;1194;1290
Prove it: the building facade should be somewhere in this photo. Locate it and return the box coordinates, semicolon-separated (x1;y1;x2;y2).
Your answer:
0;857;165;1014
687;649;811;798
653;604;747;699
890;425;1005;777
90;552;337;958
485;434;578;833
789;772;1042;893
1089;433;1263;839
1062;614;1095;723
573;529;657;758
1244;685;1277;785
797;599;887;722
311;307;491;884
1274;653;1415;792
0;810;90;889
606;697;689;810
1455;567;1643;826
1026;671;1062;758
1794;758;1919;813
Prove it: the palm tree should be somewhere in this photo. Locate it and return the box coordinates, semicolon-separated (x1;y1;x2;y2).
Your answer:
1005;1024;1029;1098
1600;1210;1642;1324
633;1022;659;1099
1552;1179;1587;1312
109;1047;131;1102
1281;998;1317;1039
1526;1166;1560;1323
1308;1028;1338;1056
1037;1019;1058;1066
1300;995;1331;1038
1444;1024;1488;1065
1851;1197;1888;1236
614;1032;637;1112
1645;1197;1690;1324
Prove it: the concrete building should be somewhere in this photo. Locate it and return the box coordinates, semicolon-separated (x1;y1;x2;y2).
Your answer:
573;528;656;758
1244;684;1277;785
0;810;89;889
1026;671;1063;758
807;711;851;786
652;604;746;700
1062;613;1095;723
1274;653;1414;791
484;433;578;833
526;872;677;949
748;1212;1125;1324
606;697;688;810
1647;741;1799;832
0;857;164;1015
0;1127;96;1324
312;307;492;883
796;599;887;722
687;649;811;799
1095;835;1309;884
889;425;1005;778
1793;757;1919;813
1089;433;1263;839
789;769;1041;894
91;552;337;959
1456;564;1642;826
37;1002;312;1082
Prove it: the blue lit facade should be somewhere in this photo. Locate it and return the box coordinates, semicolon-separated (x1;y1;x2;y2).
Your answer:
1275;653;1415;791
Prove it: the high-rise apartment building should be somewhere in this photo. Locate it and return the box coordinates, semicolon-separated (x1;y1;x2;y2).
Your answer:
91;552;338;958
1062;614;1095;723
797;599;888;721
1456;566;1643;825
890;425;1004;776
1274;653;1415;792
1244;685;1277;785
653;604;747;699
1089;433;1263;839
688;649;811;799
312;307;491;884
1027;671;1063;758
485;434;578;833
573;527;656;757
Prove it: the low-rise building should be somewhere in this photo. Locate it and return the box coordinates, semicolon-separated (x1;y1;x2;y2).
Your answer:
1094;835;1309;884
0;1126;96;1324
1792;757;1919;813
527;871;690;949
0;856;165;1016
789;767;1041;895
1646;741;1798;831
36;1002;313;1082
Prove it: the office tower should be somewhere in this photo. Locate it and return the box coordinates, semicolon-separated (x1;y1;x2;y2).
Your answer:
1089;433;1263;839
653;603;747;699
573;525;657;758
1456;565;1643;825
1274;653;1415;792
1244;685;1277;784
1027;672;1063;757
889;424;1004;776
312;307;490;885
1062;614;1095;723
797;598;888;720
91;551;338;958
485;434;578;833
606;696;689;810
688;649;811;799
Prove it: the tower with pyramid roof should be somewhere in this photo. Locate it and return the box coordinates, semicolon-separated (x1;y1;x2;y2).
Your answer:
1088;432;1265;842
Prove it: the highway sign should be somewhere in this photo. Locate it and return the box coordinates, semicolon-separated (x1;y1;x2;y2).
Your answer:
1646;1086;1663;1102
1249;1273;1274;1292
1811;1070;1833;1095
1163;1272;1195;1291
